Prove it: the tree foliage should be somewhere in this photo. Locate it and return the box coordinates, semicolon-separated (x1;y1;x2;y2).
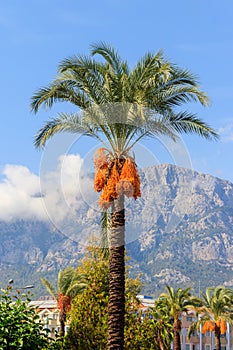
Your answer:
0;286;58;350
64;243;173;350
64;244;109;350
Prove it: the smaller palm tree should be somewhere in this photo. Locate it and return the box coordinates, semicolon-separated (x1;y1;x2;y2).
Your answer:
156;285;200;350
151;306;173;350
41;266;86;338
188;285;233;350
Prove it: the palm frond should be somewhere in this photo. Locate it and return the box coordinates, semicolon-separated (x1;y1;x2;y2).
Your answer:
168;111;219;140
155;65;209;104
34;112;110;148
58;56;109;104
32;43;218;158
100;210;111;257
154;85;209;107
91;41;129;77
129;50;165;86
58;266;77;295
66;273;87;298
41;277;57;300
34;114;85;148
31;84;63;113
188;320;199;338
31;81;91;113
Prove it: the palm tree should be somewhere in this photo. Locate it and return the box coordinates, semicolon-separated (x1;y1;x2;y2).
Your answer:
31;42;217;349
189;286;233;350
151;307;174;350
41;266;86;339
156;285;201;350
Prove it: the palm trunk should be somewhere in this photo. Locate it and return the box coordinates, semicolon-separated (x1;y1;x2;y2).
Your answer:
173;331;181;350
107;195;125;350
59;310;66;339
157;332;166;350
215;326;221;350
173;318;182;350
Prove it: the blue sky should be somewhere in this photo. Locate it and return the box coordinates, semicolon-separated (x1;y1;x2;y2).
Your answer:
0;0;233;190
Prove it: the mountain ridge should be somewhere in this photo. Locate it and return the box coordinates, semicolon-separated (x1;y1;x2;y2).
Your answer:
0;164;232;297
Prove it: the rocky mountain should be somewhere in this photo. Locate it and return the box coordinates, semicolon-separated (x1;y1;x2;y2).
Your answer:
0;164;233;297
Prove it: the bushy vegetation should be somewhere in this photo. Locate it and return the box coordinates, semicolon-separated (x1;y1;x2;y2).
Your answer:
64;245;173;350
0;285;61;350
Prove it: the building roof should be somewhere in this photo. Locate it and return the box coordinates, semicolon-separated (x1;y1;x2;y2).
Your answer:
29;299;57;310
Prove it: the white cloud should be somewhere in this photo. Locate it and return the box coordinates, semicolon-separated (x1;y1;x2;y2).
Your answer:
0;154;95;223
0;165;45;221
219;123;233;142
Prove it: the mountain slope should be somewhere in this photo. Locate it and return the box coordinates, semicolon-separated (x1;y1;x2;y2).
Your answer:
126;164;233;295
0;164;232;297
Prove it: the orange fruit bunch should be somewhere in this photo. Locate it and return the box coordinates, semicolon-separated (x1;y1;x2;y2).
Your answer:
202;320;215;334
93;148;109;193
93;148;141;209
99;162;120;209
57;293;71;312
216;319;227;334
116;158;141;199
93;148;108;169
